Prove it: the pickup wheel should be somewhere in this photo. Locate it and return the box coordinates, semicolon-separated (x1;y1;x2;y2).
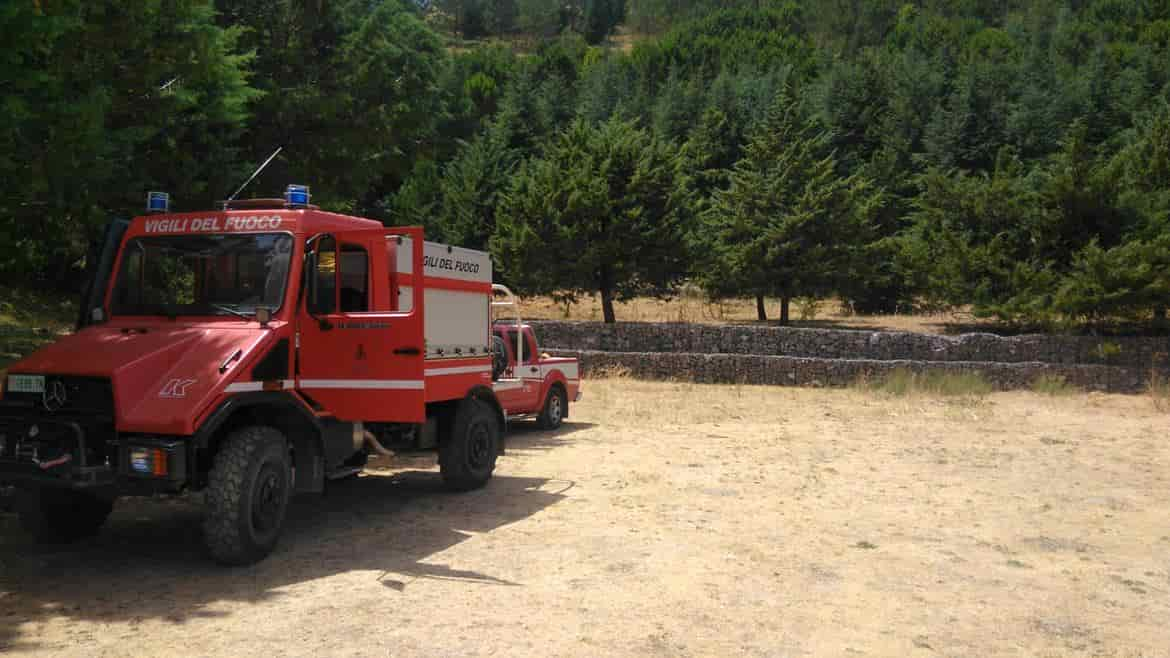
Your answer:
202;426;291;566
537;384;567;430
439;398;499;492
16;487;113;543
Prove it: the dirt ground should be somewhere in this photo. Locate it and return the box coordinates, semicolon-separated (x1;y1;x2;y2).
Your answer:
2;379;1168;657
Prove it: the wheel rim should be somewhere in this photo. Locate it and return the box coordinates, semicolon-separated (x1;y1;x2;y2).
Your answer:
251;463;286;534
467;421;493;471
549;394;562;425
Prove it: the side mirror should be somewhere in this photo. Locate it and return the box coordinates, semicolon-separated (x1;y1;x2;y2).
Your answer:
91;308;105;323
255;307;272;326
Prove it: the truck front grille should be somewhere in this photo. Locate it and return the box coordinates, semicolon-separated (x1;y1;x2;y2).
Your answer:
1;376;114;419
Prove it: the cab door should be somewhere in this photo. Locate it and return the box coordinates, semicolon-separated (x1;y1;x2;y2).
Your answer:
297;227;425;422
516;329;544;411
494;327;540;413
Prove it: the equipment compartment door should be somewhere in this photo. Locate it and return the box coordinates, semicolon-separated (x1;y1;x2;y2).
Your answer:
298;227;425;422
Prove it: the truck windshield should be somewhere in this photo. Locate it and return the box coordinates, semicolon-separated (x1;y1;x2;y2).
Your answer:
110;233;293;318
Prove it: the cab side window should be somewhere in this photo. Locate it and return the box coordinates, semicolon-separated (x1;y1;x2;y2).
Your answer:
339;244;369;313
496;329;529;364
309;236;336;315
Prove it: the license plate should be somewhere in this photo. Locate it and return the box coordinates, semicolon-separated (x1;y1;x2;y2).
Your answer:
7;374;45;394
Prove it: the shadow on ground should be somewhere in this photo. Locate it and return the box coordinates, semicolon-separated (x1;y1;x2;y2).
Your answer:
0;454;575;651
504;420;596;452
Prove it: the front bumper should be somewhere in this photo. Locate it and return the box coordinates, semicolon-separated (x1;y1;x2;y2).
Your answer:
0;413;188;492
0;416;114;489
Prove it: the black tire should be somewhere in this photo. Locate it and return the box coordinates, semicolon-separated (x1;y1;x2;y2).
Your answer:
16;487;113;543
439;398;500;492
202;425;291;566
537;385;568;430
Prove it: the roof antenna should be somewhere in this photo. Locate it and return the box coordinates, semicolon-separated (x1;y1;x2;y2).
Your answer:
221;146;283;209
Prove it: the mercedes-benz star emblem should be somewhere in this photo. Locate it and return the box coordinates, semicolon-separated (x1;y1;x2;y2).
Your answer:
42;379;68;412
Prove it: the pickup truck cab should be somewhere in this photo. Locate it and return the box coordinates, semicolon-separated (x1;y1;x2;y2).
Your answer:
490;288;580;429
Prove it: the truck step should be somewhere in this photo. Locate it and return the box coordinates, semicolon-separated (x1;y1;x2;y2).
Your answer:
326;466;363;481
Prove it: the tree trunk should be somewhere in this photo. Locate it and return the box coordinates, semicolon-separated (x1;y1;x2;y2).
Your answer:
599;265;616;324
756;294;767;322
601;289;616;324
780;296;791;326
1156;305;1167;326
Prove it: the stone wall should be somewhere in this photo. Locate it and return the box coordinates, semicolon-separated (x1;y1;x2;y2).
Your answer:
551;349;1150;393
532;321;1169;370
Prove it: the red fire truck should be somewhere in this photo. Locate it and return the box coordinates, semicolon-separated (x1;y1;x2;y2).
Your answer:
0;188;579;565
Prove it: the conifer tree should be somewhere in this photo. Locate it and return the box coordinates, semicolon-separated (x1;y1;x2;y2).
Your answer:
491;118;690;323
701;89;880;324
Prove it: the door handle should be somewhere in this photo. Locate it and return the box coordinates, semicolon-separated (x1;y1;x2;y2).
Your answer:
394;347;421;356
318;318;333;331
530;367;539;374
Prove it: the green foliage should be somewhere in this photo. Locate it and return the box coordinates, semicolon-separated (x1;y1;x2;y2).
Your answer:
491;118;690;322
632;6;816;81
699;89;882;324
0;0;257;283
5;1;1170;331
908;110;1170;325
433;0;624;43
221;0;447;213
434;121;520;249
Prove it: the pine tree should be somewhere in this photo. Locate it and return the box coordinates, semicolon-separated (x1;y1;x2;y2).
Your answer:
491;118;690;323
434;121;520;249
701;89;880;324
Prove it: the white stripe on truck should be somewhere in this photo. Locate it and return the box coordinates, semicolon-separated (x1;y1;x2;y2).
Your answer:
299;379;425;390
425;365;492;376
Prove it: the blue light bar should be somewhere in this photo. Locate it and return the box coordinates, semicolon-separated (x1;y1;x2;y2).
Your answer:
285;184;310;207
147;191;170;213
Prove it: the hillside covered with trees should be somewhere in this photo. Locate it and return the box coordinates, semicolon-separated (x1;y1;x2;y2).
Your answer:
2;1;1168;328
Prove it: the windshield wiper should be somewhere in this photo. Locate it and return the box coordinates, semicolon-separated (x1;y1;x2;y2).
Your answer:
208;304;252;321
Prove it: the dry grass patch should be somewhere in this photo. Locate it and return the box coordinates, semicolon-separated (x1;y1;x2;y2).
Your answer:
519;293;994;334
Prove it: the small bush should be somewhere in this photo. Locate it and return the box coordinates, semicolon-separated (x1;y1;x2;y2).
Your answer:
1031;374;1080;396
1095;341;1123;361
860;368;993;397
587;363;631;380
796;296;821;321
1150;371;1170;412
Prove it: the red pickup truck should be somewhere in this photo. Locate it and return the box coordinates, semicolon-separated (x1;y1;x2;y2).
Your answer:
490;287;580;429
